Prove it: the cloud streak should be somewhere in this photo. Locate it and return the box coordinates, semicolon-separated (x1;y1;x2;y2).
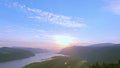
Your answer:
104;0;120;15
12;2;86;28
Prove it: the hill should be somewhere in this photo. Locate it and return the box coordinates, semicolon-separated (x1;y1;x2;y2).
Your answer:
0;47;35;62
12;47;49;54
60;43;120;63
90;43;114;47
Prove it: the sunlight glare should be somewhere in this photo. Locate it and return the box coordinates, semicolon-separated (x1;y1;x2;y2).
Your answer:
54;35;74;47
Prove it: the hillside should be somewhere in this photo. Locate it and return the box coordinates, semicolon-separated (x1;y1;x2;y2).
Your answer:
60;44;120;63
12;47;49;54
0;47;35;62
23;56;89;68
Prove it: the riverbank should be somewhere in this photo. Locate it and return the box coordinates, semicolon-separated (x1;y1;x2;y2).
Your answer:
0;47;35;62
0;52;57;68
23;56;89;68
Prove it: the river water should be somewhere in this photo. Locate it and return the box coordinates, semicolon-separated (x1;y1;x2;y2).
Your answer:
0;52;58;68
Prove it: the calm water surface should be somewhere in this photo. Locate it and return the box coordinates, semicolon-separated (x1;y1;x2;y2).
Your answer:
0;52;59;68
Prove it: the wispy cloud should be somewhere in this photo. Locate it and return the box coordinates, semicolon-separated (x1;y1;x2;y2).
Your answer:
12;2;86;28
104;0;120;15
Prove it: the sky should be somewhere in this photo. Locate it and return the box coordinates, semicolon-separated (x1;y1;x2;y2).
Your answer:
0;0;120;49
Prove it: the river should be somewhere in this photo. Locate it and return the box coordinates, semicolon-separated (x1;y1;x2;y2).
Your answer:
0;52;59;68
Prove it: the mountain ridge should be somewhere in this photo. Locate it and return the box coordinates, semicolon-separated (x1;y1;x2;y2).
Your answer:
60;43;120;63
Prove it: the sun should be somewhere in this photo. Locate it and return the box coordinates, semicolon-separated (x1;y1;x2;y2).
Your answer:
54;35;74;47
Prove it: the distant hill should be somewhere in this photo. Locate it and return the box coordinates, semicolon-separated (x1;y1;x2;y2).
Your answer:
0;47;35;62
12;47;49;54
90;43;114;47
60;43;120;63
